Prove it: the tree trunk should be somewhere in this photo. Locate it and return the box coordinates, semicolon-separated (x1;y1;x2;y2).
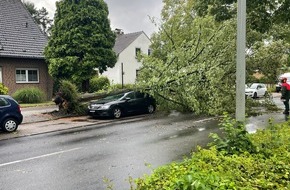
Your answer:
82;79;90;92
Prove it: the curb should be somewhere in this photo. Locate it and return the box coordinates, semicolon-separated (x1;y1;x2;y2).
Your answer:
0;114;151;141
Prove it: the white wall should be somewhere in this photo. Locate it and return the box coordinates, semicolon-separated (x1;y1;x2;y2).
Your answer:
102;33;151;85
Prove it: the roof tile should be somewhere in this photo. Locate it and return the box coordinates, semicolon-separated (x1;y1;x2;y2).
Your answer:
0;0;47;59
114;31;144;54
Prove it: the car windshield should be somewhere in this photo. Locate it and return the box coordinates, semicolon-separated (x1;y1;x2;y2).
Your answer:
249;84;258;89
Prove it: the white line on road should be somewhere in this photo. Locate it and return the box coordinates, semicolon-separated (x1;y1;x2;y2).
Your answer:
0;147;82;167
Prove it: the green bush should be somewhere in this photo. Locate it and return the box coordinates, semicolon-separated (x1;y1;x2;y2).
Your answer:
89;76;110;93
12;87;45;103
57;80;86;115
132;117;290;190
0;83;8;95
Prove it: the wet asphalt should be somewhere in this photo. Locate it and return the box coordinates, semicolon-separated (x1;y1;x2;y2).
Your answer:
0;93;287;190
0;113;220;190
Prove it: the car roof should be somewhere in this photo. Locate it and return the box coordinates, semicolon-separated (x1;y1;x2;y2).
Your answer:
280;73;290;77
0;95;18;103
0;95;12;98
250;83;265;85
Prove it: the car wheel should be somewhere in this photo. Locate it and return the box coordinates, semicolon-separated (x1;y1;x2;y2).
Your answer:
112;107;122;119
147;104;155;114
1;118;18;132
253;92;257;99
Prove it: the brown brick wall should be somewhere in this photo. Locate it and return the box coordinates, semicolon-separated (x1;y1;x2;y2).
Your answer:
0;57;53;100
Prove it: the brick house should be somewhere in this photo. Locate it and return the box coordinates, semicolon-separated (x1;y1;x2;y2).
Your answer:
0;0;53;100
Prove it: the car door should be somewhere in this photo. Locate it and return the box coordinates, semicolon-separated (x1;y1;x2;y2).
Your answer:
257;84;266;97
0;97;10;121
256;85;261;97
261;84;267;96
122;92;138;113
123;92;147;113
134;92;148;112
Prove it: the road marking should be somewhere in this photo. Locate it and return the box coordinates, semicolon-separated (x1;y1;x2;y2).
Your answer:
0;147;82;167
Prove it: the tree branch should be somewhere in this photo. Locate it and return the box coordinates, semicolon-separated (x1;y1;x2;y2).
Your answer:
156;92;188;108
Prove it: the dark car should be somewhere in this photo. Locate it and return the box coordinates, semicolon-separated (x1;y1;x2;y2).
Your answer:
0;95;23;132
88;91;156;119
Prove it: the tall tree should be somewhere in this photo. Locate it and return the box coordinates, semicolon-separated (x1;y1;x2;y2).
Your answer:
192;0;290;80
34;7;53;35
44;0;117;92
23;1;37;15
247;40;290;83
22;1;53;35
192;0;289;34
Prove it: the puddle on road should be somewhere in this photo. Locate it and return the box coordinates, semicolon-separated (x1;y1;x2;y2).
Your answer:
165;127;200;140
151;118;221;143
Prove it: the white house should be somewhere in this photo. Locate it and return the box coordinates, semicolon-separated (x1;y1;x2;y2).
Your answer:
102;30;151;85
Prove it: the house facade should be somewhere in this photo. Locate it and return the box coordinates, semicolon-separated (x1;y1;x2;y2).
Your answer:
0;0;53;100
102;31;151;85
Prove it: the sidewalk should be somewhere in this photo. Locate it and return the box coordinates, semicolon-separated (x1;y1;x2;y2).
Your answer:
0;93;286;141
21;105;59;124
0;105;147;141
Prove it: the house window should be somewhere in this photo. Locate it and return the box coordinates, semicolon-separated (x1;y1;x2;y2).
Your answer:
0;67;2;83
16;68;39;83
135;48;141;57
148;49;152;55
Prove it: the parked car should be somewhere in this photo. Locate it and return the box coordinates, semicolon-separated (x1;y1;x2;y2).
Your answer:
276;73;290;92
245;83;267;98
0;95;23;132
88;91;156;119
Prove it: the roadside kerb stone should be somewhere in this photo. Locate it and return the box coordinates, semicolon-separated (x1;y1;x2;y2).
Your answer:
0;114;149;141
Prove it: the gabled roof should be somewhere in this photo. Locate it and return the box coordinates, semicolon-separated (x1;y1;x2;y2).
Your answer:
114;31;149;54
0;0;47;59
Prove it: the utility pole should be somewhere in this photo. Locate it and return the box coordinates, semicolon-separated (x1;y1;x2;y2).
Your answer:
121;62;124;89
236;0;246;121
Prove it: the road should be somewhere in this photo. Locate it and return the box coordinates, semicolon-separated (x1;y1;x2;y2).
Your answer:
0;113;220;190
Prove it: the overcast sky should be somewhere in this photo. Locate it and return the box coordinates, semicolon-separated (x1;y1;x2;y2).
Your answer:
26;0;163;36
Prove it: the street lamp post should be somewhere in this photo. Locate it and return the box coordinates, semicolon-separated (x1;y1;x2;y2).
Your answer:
236;0;246;121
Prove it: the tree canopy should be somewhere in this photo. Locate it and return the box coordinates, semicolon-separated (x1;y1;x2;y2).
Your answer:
192;0;290;34
137;0;290;115
192;0;290;79
137;0;238;115
44;0;117;91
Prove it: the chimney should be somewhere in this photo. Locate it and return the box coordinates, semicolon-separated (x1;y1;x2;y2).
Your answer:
114;28;124;35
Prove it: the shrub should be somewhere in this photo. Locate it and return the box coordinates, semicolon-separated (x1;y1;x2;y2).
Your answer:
56;80;86;115
209;113;257;155
133;118;290;190
89;76;110;93
12;87;45;103
0;83;8;95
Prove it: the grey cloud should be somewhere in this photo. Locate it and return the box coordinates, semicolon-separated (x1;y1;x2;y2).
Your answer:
27;0;162;36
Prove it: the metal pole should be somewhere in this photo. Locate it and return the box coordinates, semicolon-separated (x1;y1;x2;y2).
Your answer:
236;0;246;121
121;62;124;89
